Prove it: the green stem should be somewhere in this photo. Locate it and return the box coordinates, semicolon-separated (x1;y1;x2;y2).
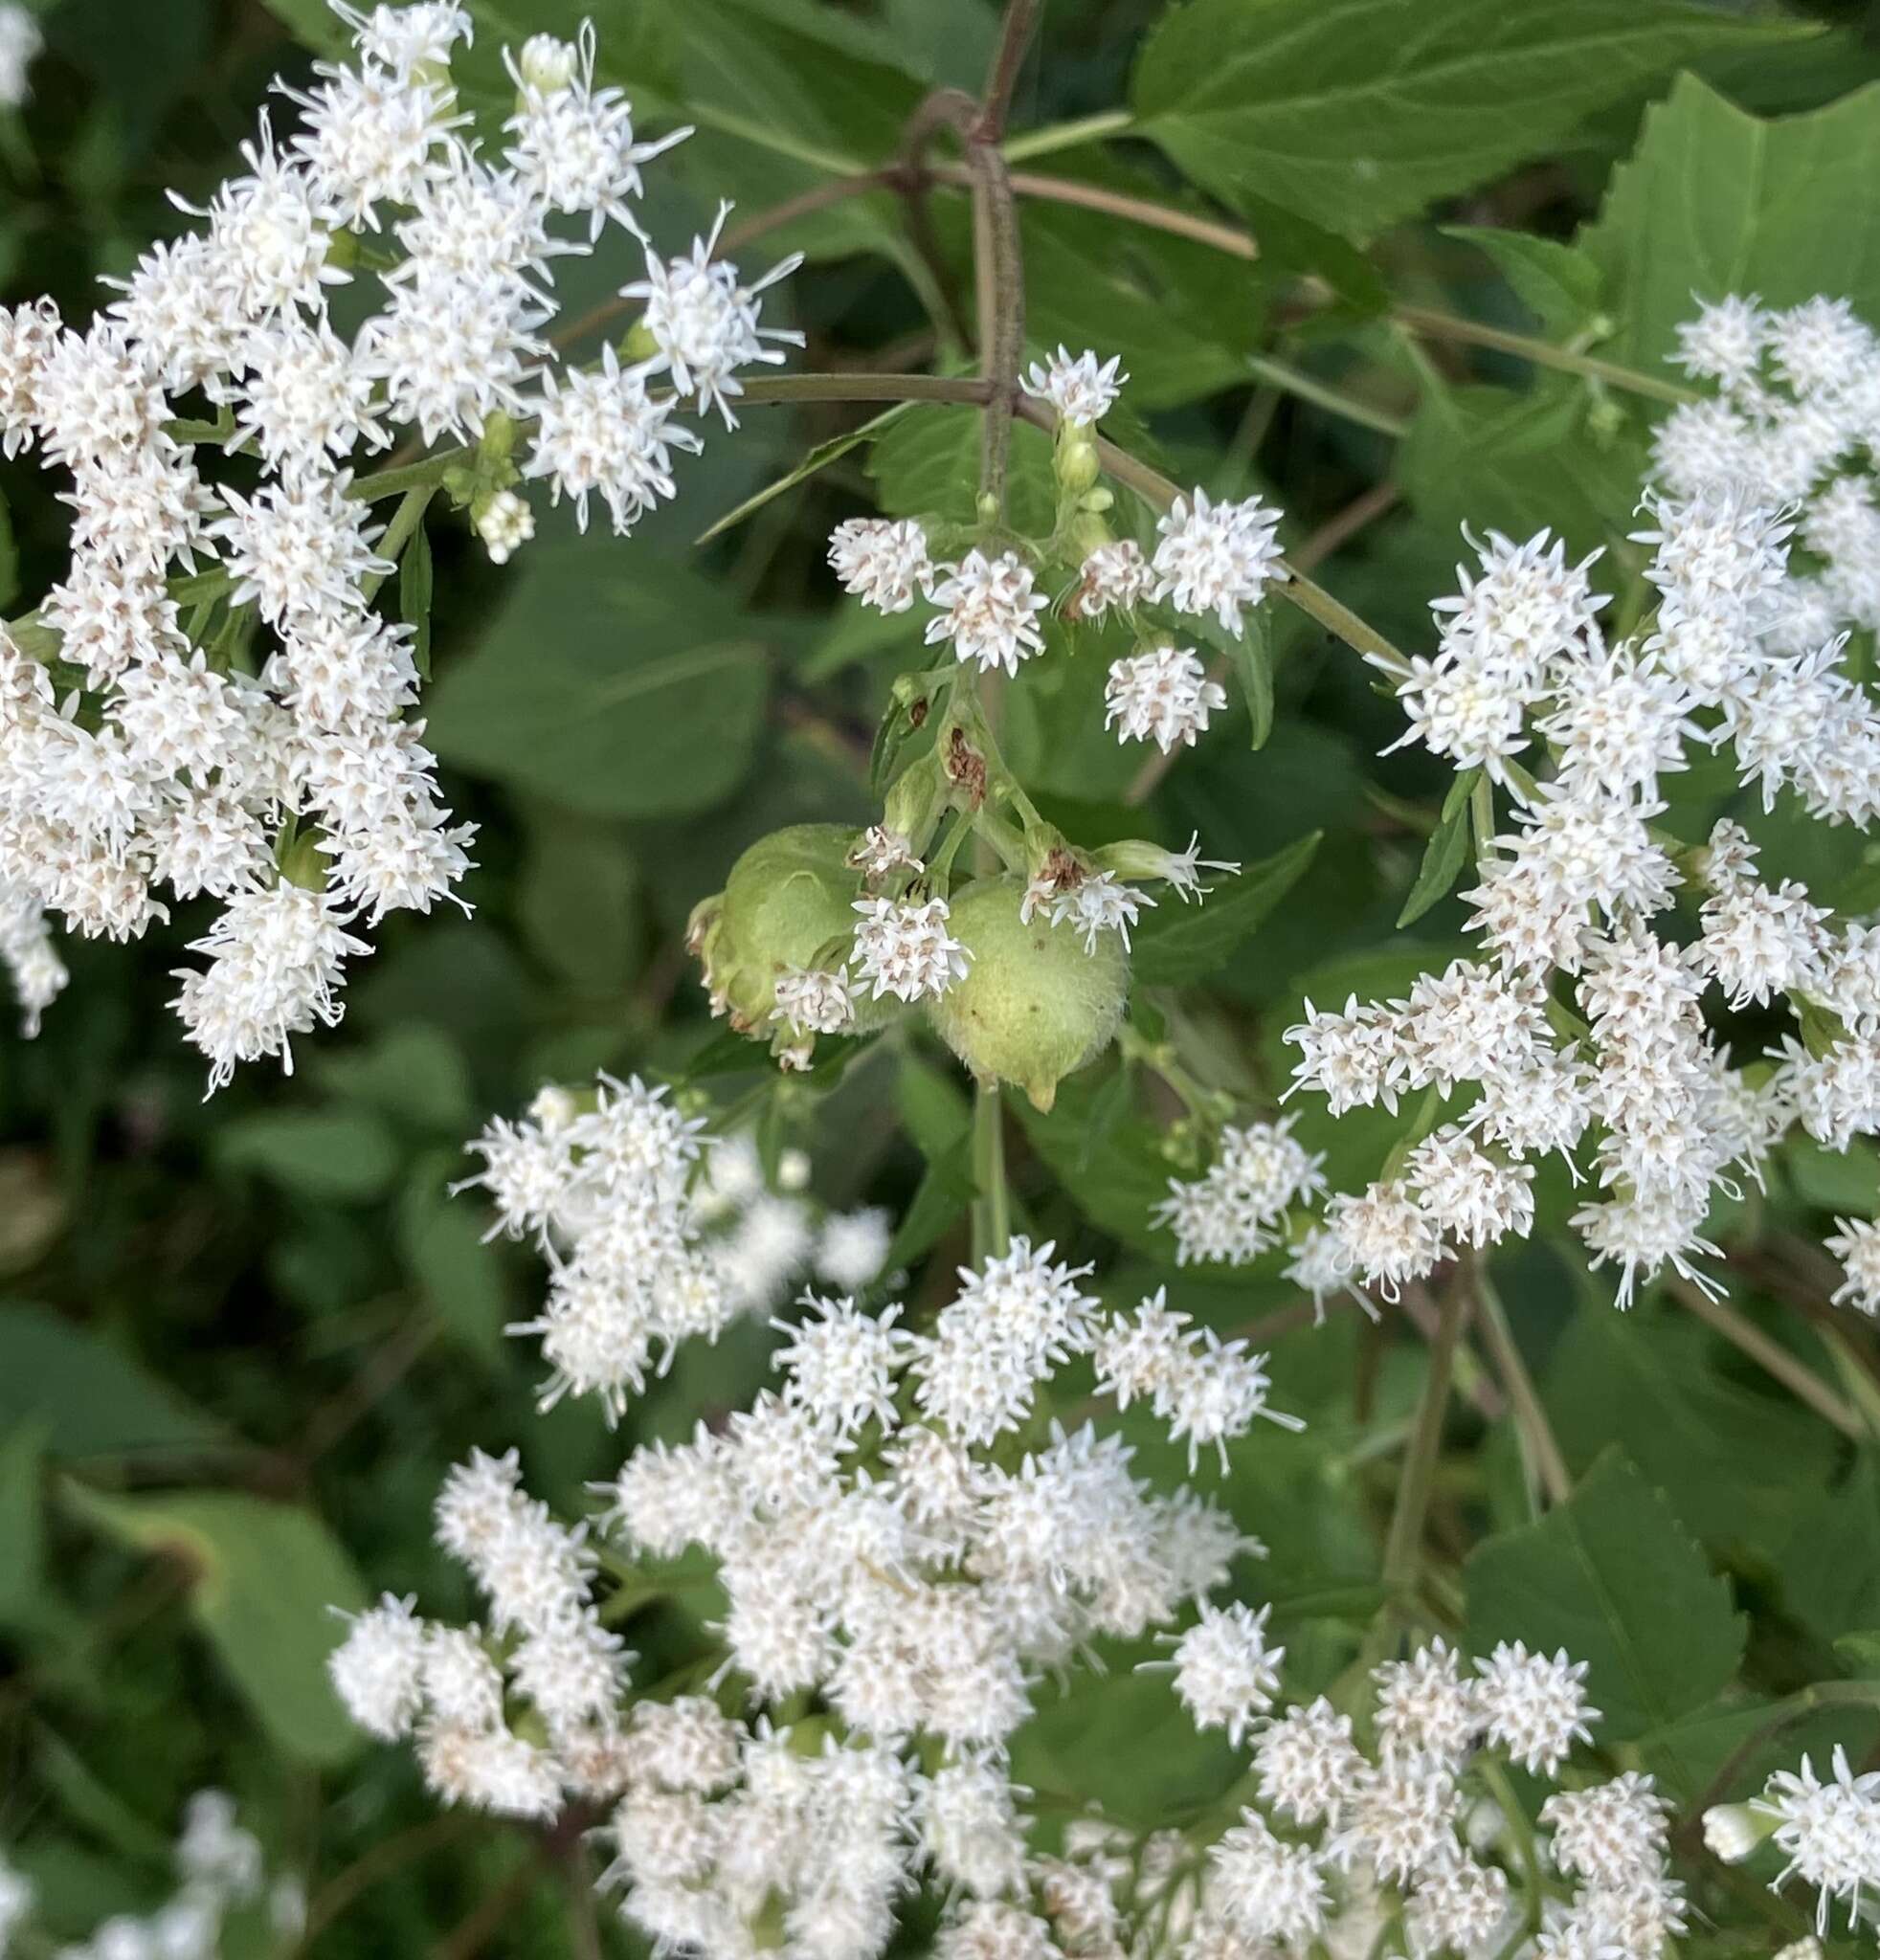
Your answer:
1381;1264;1469;1601
1244;351;1409;439
972;1080;1011;1263
360;484;436;604
1680;1679;1880;1842
1392;304;1696;405
1670;1280;1862;1439
1000;108;1132;162
1478;1756;1546;1960
1474;1267;1571;1508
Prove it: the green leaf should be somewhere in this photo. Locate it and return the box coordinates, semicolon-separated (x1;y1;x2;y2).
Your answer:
314;1026;475;1137
1234;189;1387;318
1585;76;1880;373
879;1132;977;1278
1442;226;1603;336
1015;1069;1174;1258
1543;1306;1841;1561
867;404;1057;535
520;809;641;996
1226;610;1275;750
1397;769;1477;929
1778;1457;1880;1647
897;1054;973;1160
214;1108;401;1204
64;1483;369;1765
399;512;434;681
1783;1134;1880;1217
1399;379;1645;562
426;542;770;820
1465;1449;1744;1742
1131;0;1806;237
1834;1630;1880;1677
397;1162;509;1364
697;403;915;545
0;1304;223;1460
0;1418;46;1620
1130;832;1321;987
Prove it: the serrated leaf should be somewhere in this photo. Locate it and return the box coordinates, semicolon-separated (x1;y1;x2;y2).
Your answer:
1397;768;1477;928
64;1483;368;1765
1131;0;1807;237
1586;76;1880;373
1443;226;1603;336
698;403;914;545
0;1305;223;1461
1465;1449;1744;1741
427;542;769;820
1130;832;1321;987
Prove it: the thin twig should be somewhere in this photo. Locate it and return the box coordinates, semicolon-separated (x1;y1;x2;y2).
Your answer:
1381;1264;1472;1597
1474;1266;1572;1507
1669;1279;1862;1439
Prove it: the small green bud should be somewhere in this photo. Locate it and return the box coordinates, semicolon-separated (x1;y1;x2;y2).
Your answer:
974;491;1000;524
277;826;328;893
1055;430;1100;496
1078;487;1114;513
622;320;660;365
324;229;361;272
927;875;1129;1111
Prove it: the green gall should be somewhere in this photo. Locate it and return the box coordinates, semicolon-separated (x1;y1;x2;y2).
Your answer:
927;875;1128;1112
690;824;891;1036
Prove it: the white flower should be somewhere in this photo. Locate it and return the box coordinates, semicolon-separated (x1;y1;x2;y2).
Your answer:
1020;345;1128;426
1754;1747;1880;1934
474;488;535;565
1152;488;1286;637
1104;644;1227;752
524;343;698;535
623;203;803;427
1473;1642;1597;1775
850;895;971;1002
0;4;40;108
1255;1697;1366;1827
924;549;1049;676
1825;1215;1880;1317
1673;295;1768;393
1206;1811;1328;1947
829;517;932;613
772;964;854;1036
1074;538;1153;616
1047;870;1153;953
328;1593;427;1740
1162;1602;1285;1746
815;1209;892;1292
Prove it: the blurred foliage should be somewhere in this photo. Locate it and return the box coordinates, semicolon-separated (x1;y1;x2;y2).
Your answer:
3;0;1880;1952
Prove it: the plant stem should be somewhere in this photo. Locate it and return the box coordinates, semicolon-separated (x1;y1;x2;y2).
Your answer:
1479;1756;1546;1959
1244;351;1409;438
1392;304;1696;404
972;1080;1011;1263
360;484;436;603
1001;107;1133;162
1381;1264;1470;1601
925;158;1258;259
1473;1266;1572;1507
1679;1678;1880;1844
1669;1279;1862;1439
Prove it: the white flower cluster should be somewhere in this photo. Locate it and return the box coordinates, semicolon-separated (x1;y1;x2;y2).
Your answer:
338;1236;1306;1960
462;1077;891;1419
826;342;1283;713
1162;298;1880;1310
1155;1633;1684;1960
0;1;795;1079
0;1791;295;1960
1706;1744;1880;1938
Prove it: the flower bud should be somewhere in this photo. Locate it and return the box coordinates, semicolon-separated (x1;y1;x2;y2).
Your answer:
473;489;534;566
1701;1802;1775;1864
927;875;1128;1111
517;33;579;93
1056;429;1101;497
690;825;891;1036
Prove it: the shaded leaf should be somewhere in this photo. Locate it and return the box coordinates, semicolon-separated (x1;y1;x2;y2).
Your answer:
1130;832;1321;986
0;1305;223;1461
214;1109;401;1204
698;403;914;544
1443;226;1603;336
1398;769;1477;928
867;404;1057;535
881;1133;976;1278
397;1160;510;1364
1466;1449;1744;1742
427;543;770;820
64;1483;368;1765
0;1418;45;1619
